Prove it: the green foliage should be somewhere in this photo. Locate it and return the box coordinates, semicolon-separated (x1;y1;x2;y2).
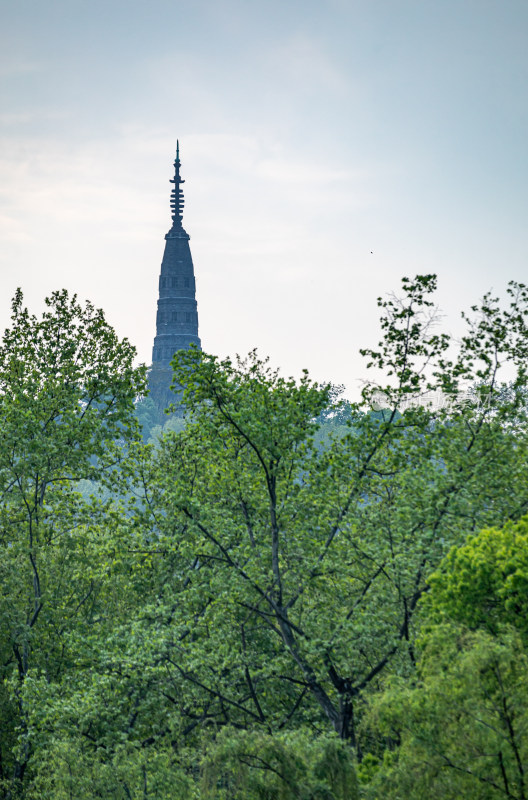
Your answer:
0;289;145;472
120;276;528;752
201;727;358;800
424;517;528;640
25;740;195;800
364;516;528;799
135;395;161;439
0;289;146;798
135;395;187;443
2;276;528;798
367;627;528;800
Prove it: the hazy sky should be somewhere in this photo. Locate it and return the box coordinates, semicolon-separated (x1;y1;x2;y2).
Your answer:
1;0;527;396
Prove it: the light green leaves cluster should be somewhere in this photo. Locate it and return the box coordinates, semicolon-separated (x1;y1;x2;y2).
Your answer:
425;517;528;638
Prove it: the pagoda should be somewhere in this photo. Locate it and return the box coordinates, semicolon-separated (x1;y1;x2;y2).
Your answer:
149;142;201;412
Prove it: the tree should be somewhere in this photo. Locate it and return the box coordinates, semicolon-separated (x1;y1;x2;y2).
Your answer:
0;289;146;798
200;727;358;799
365;516;528;799
101;275;528;754
424;516;528;641
10;275;528;797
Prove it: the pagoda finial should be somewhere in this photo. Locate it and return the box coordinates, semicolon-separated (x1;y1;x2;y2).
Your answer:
169;140;185;229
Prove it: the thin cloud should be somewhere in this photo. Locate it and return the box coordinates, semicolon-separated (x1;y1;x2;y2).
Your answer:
265;33;350;95
0;58;43;77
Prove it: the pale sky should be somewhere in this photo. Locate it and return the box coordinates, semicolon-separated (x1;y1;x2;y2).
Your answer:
1;0;527;397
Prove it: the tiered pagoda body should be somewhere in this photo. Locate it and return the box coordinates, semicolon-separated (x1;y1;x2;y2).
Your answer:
149;143;201;412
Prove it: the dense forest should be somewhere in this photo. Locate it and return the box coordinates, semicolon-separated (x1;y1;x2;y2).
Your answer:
1;275;527;799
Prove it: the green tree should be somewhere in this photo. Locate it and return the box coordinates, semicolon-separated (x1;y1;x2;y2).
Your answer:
424;516;528;641
200;727;358;799
365;516;528;799
0;289;146;798
13;275;528;796
97;275;528;754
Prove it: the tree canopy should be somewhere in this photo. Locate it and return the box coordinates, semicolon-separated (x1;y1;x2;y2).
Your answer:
366;517;528;800
0;290;146;798
1;276;528;799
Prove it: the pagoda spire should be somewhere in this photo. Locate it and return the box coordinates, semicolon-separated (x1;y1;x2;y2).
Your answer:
149;143;201;413
169;139;185;231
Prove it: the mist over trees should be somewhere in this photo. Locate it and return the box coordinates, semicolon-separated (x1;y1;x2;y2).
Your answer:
1;276;527;799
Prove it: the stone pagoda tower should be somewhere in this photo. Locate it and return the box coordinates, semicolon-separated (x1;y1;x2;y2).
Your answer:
149;142;201;412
